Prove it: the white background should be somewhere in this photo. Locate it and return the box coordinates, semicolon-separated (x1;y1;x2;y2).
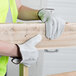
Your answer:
7;0;76;76
47;0;76;22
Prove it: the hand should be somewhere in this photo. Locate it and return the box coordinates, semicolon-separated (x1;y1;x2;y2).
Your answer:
38;8;66;39
12;34;42;67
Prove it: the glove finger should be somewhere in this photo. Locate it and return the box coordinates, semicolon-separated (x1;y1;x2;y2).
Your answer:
22;51;39;67
23;60;37;67
41;13;48;22
26;34;42;46
45;18;53;39
23;62;31;67
57;18;66;37
54;17;66;39
54;17;61;39
51;16;58;39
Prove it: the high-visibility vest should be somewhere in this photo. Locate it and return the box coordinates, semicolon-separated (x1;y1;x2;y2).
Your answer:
0;0;18;76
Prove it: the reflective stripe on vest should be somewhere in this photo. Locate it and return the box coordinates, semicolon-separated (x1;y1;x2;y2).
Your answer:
0;0;18;76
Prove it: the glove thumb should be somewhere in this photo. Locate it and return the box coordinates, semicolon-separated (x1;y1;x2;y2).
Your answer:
25;34;42;46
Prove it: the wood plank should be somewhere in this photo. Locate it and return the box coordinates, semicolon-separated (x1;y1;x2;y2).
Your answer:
48;71;76;76
0;22;76;50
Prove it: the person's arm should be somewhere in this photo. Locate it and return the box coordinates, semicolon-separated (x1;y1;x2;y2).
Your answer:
0;41;21;57
17;3;40;20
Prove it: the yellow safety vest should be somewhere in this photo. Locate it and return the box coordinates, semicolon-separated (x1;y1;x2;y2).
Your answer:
0;0;18;76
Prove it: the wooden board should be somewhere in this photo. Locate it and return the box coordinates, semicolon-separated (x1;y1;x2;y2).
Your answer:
0;22;76;50
48;71;76;76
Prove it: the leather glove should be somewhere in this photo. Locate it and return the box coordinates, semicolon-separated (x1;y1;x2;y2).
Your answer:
38;8;66;39
11;34;42;67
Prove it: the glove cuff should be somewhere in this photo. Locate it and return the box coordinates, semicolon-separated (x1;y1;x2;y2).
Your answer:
11;44;22;64
37;8;43;20
37;8;55;22
15;44;22;58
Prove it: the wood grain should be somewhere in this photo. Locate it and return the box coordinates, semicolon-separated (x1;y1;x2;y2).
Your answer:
0;22;76;50
48;71;76;76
